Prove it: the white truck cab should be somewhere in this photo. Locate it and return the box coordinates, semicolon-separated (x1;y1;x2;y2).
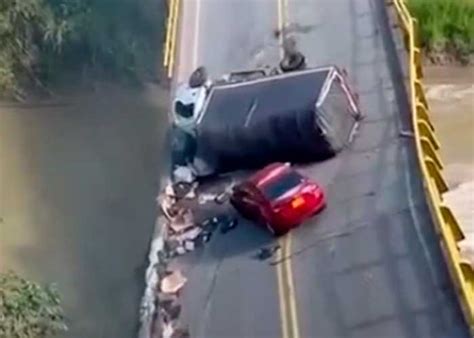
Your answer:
172;82;208;133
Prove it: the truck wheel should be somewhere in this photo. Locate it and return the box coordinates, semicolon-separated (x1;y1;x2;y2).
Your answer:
279;52;306;72
189;66;208;88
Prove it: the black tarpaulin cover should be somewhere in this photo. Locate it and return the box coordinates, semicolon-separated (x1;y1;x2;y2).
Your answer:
193;68;336;175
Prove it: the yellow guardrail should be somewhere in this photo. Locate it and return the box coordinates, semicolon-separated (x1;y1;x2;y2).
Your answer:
163;0;180;78
392;0;474;332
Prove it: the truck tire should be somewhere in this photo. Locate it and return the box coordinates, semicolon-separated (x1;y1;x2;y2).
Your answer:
189;66;208;88
279;52;306;72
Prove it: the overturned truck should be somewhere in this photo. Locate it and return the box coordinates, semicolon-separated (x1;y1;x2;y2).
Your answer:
171;65;362;179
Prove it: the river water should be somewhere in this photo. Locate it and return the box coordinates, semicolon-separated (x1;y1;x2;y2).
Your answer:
0;84;168;338
425;66;474;239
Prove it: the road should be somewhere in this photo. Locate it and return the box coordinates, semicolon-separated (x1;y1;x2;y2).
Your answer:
171;0;469;337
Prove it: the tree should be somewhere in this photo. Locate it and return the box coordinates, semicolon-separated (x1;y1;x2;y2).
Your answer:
0;271;67;338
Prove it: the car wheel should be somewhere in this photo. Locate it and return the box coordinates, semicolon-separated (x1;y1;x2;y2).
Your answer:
189;66;208;88
279;52;306;72
273;227;289;237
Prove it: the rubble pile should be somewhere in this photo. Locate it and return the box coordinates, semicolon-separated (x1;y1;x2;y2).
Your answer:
140;179;237;338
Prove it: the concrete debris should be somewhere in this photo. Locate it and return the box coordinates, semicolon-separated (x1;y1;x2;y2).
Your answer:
161;302;182;322
171;327;191;338
254;245;281;261
184;240;195;251
399;130;414;138
175;246;186;256
200;231;212;244
175;226;202;242
220;216;238;234
201;217;220;233
214;191;229;204
173;166;195;183
161;270;187;295
173;181;197;200
168;208;196;233
198;193;218;205
162;322;175;338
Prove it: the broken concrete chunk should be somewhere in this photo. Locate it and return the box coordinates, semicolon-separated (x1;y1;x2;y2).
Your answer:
220;217;238;234
171;327;191;338
168;209;195;233
184;240;195;251
214;191;229;204
175;227;202;242
173;166;195;183
161;270;187;294
253;245;281;261
175;246;186;256
162;322;175;338
173;181;196;199
199;232;212;244
198;193;218;205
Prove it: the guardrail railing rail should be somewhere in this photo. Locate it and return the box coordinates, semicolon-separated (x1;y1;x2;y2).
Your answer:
392;0;474;333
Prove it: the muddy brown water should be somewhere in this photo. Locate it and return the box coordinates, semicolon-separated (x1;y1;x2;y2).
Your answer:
425;66;473;236
0;84;168;338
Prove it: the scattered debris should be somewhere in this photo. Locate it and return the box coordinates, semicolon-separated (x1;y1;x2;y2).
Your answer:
161;302;182;322
198;193;218;205
201;217;220;233
162;322;175;338
173;181;196;199
175;227;202;242
171;327;191;338
399;130;414;138
161;270;187;295
184;240;195;251
214;191;229;204
220;216;238;234
168;208;196;233
199;231;212;244
253;245;281;261
173;166;196;183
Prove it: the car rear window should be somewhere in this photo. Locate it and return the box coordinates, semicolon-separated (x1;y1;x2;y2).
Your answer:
261;171;302;200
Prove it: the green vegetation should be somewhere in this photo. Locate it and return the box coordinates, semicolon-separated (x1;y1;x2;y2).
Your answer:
0;0;160;97
408;0;474;64
0;271;67;337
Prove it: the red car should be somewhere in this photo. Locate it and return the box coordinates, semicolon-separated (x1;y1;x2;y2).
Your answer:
230;163;326;236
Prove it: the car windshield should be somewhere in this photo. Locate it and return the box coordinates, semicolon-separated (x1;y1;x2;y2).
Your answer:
175;101;194;118
261;171;302;200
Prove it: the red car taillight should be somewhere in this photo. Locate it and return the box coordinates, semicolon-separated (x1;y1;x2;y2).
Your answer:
275;194;310;218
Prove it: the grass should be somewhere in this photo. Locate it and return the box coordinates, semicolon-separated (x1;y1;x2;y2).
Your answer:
408;0;474;63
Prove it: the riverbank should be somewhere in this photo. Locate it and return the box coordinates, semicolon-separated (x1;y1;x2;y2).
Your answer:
408;0;473;65
425;65;474;253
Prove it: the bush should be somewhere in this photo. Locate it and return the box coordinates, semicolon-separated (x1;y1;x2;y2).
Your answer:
0;0;159;96
0;0;64;95
0;271;67;337
408;0;474;61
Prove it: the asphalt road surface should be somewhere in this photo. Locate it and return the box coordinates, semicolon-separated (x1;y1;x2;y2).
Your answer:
173;0;469;337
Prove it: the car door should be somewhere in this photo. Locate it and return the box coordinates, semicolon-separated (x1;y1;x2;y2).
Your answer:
233;185;262;220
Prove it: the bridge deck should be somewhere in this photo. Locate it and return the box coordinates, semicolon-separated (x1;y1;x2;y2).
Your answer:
171;0;469;337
